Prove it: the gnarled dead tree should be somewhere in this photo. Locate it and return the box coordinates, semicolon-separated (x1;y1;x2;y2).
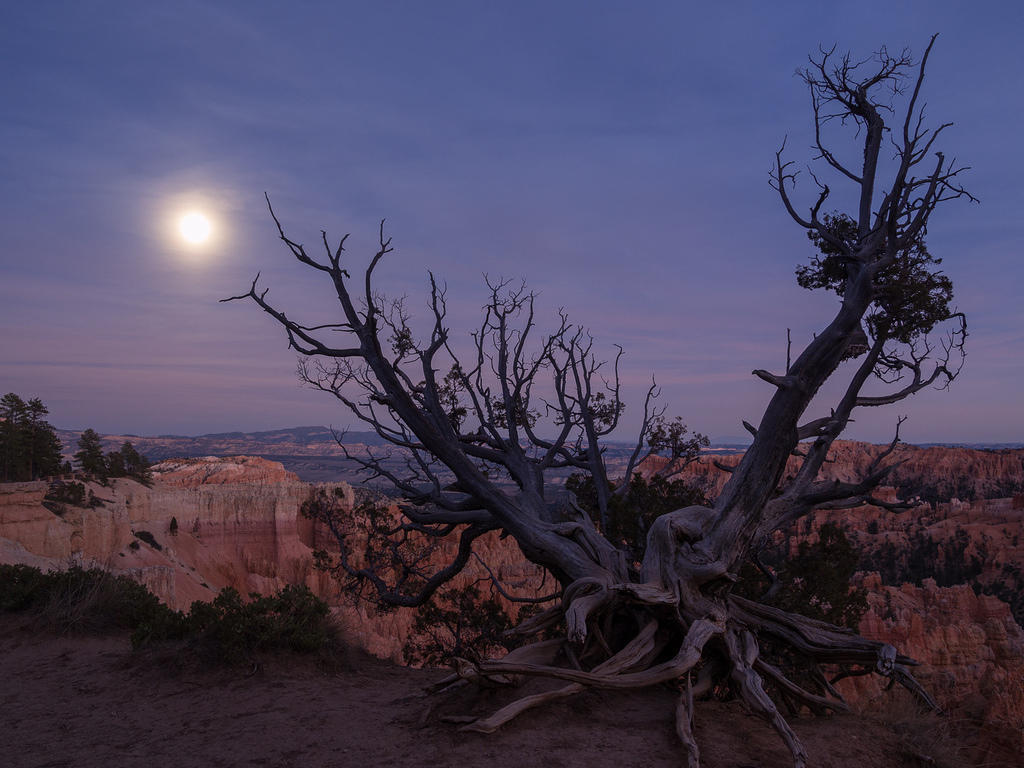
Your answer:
227;36;972;768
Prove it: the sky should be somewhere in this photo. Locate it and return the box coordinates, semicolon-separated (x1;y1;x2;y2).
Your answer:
1;1;1021;444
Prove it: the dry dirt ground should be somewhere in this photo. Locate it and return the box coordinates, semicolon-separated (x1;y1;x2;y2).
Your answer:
0;618;995;768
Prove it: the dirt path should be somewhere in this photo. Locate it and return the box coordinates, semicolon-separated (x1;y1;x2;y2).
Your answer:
0;621;929;768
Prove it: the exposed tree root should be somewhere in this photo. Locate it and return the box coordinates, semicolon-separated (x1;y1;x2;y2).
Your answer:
432;580;935;768
466;617;722;690
675;675;700;768
725;627;808;768
460;620;659;733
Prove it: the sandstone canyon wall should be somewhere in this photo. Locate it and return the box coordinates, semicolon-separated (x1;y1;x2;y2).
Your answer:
0;457;321;609
0;456;544;661
651;440;1024;504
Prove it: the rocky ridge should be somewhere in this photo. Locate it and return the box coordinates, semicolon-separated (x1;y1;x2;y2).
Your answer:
650;440;1024;504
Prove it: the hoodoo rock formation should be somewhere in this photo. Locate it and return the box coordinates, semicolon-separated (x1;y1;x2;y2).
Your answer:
649;441;1024;504
851;574;1024;758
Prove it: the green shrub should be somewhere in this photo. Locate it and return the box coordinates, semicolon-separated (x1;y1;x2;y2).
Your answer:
0;565;339;666
0;564;177;635
737;522;868;629
43;481;100;516
0;564;51;612
182;585;333;663
566;473;708;562
45;481;86;506
402;584;516;667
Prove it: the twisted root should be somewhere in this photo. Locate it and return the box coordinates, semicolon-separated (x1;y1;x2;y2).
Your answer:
432;576;934;768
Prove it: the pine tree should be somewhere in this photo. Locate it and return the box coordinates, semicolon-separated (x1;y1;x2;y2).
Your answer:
0;393;28;481
103;441;153;485
105;449;125;478
74;429;107;479
120;441;153;485
0;393;64;481
25;398;63;479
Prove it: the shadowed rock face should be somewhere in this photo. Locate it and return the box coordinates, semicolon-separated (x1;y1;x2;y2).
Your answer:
849;573;1024;750
2;451;1023;739
772;496;1024;747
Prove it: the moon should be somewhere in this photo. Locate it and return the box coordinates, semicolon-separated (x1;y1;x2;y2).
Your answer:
179;212;212;244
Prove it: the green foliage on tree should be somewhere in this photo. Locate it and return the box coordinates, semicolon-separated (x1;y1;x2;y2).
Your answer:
73;431;154;486
105;448;125;478
738;522;868;629
797;212;955;345
42;481;103;516
402;583;516;666
0;393;64;482
860;526;985;588
74;428;107;478
566;472;708;562
115;441;153;485
302;490;441;609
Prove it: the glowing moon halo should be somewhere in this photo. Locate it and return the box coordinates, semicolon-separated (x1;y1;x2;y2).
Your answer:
179;212;212;244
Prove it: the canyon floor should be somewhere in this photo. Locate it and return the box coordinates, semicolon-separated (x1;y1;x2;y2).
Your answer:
2;618;978;768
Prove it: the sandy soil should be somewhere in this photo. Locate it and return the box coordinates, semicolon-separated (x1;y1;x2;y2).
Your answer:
0;619;964;768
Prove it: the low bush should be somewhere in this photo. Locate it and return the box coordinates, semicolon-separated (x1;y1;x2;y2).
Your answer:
42;481;103;516
736;521;868;629
45;481;87;506
402;584;516;666
0;565;341;666
0;564;171;635
181;585;335;664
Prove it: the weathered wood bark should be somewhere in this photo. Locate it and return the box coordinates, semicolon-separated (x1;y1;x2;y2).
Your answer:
229;36;971;768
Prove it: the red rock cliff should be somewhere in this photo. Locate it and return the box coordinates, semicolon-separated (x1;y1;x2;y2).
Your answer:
847;573;1024;753
0;456;545;662
647;441;1024;503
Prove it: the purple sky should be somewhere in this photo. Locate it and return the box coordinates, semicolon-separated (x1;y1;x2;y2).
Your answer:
1;2;1021;444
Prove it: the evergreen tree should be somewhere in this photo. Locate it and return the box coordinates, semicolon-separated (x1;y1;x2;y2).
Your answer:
103;441;154;485
738;522;868;630
74;429;107;479
105;448;125;478
566;473;708;562
0;393;28;482
0;393;64;482
118;441;152;484
25;398;63;479
402;584;515;666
